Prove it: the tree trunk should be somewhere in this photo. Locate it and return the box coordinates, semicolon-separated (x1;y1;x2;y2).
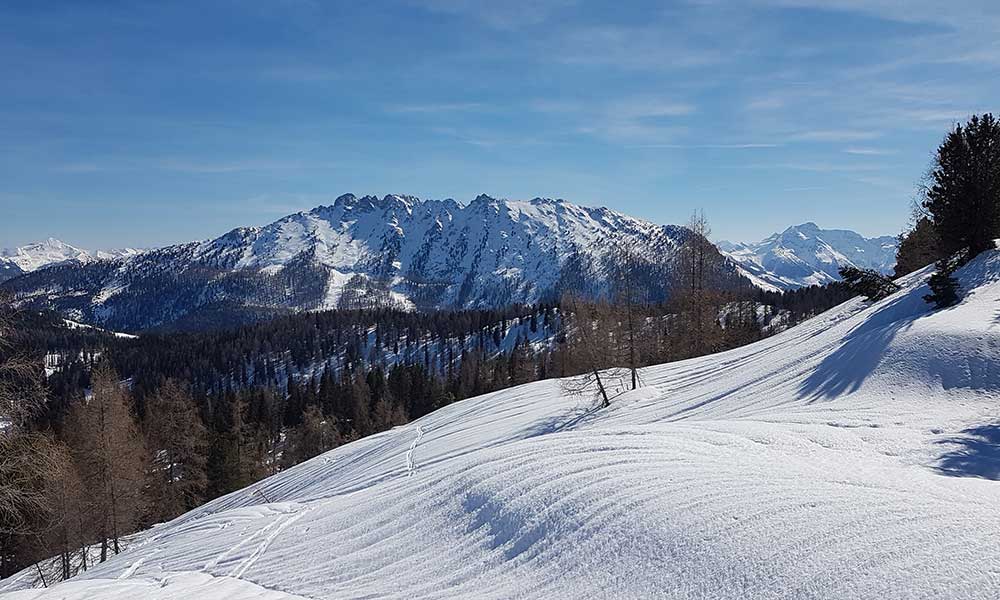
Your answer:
593;369;610;408
34;562;48;588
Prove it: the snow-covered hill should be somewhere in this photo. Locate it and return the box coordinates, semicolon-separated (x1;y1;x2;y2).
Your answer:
5;247;999;599
0;238;141;282
720;223;898;291
2;195;739;331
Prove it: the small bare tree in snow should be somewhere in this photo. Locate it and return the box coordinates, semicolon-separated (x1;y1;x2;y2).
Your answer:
559;294;629;408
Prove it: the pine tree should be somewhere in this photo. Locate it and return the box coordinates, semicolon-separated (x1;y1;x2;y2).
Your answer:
918;114;1000;307
923;256;963;309
838;266;900;302
894;217;941;278
924;113;1000;260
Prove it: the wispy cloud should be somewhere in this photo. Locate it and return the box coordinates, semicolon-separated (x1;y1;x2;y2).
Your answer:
551;25;726;70
630;143;780;149
781;186;828;192
745;97;787;111
520;95;698;144
611;99;697;119
725;161;886;173
843;147;896;155
429;126;559;148
789;130;882;142
51;159;338;174
386;102;490;114
157;159;337;174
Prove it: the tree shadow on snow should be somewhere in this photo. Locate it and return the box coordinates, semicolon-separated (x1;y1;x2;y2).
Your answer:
525;402;604;438
934;423;1000;480
797;291;931;402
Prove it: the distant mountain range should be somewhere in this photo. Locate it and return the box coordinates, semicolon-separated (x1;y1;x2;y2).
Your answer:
1;199;899;331
2;195;743;331
719;223;898;292
0;238;142;282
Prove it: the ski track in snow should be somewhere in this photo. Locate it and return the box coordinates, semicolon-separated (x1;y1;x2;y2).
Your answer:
230;509;309;579
6;251;1000;599
116;556;148;580
405;425;423;477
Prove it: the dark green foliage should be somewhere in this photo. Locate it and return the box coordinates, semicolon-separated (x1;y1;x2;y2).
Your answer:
838;266;901;302
924;113;1000;260
754;281;854;323
894;217;942;278
920;113;1000;307
923;255;963;309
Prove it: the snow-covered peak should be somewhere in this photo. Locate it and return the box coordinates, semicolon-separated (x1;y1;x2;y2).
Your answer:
185;193;693;310
94;248;144;261
0;238;91;272
1;238;144;273
722;223;899;291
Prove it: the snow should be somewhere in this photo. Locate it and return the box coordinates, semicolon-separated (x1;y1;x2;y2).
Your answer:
0;238;142;273
194;194;688;309
62;319;137;339
0;238;90;272
2;571;311;600
721;223;899;291
5;250;1000;598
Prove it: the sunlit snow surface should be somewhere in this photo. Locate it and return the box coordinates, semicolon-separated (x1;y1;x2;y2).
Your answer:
5;252;1000;599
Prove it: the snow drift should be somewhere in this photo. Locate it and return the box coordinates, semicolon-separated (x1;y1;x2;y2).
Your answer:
4;250;1000;599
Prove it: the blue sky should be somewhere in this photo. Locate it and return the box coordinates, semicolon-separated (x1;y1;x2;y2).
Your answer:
2;0;999;249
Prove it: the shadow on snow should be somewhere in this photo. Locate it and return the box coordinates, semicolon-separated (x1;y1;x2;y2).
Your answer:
934;423;1000;481
797;289;931;402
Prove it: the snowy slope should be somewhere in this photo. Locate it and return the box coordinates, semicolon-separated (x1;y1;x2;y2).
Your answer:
720;223;898;291
5;248;1000;599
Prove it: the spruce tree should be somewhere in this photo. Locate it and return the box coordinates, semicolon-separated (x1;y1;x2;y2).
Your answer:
894;217;942;278
919;114;1000;307
923;256;963;309
923;114;1000;263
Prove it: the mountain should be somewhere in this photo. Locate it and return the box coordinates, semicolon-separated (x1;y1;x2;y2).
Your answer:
5;240;999;599
719;223;898;291
1;238;91;272
0;238;142;283
2;194;742;332
0;260;21;282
